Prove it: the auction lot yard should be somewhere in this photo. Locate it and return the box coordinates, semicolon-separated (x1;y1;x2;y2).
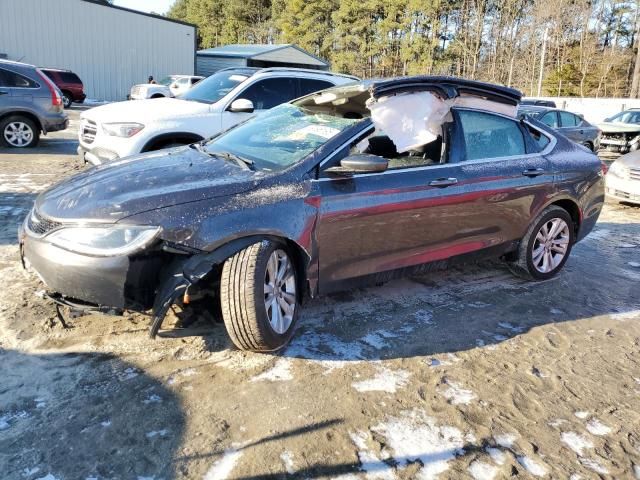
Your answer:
1;109;640;480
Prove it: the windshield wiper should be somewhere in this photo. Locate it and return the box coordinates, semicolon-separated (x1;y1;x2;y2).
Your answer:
212;150;255;171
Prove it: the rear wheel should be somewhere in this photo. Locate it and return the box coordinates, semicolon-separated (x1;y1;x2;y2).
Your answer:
150;93;165;99
508;206;575;280
61;91;73;108
220;241;299;351
1;115;39;148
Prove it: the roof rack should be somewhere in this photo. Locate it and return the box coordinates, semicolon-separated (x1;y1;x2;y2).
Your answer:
255;66;359;80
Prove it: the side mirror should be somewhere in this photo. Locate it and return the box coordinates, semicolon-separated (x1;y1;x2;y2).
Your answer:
325;154;388;175
229;98;254;113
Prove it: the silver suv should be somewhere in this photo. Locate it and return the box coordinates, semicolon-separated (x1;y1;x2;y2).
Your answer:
0;59;68;148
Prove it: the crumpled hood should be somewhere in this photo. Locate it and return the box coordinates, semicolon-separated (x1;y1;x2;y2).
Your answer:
597;122;640;134
82;98;210;124
35;147;259;222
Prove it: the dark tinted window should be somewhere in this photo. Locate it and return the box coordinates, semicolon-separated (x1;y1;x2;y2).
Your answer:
458;110;526;160
298;78;334;97
59;71;81;83
236;78;297;110
0;68;38;88
559;111;580;127
526;125;550;151
540;111;559;128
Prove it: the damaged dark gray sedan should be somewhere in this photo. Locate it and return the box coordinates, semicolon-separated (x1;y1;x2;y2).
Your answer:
19;76;605;351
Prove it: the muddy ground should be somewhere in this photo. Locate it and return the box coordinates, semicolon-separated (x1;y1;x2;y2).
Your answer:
1;109;640;480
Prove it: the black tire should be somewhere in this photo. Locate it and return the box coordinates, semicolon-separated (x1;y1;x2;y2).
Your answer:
150;94;165;99
0;115;40;148
220;241;299;352
508;205;575;281
61;91;73;108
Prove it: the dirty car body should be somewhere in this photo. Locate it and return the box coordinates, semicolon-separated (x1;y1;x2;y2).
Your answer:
20;76;605;350
597;109;640;155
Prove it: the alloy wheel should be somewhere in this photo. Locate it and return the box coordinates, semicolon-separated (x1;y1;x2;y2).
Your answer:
264;249;296;334
531;218;570;273
3;121;34;147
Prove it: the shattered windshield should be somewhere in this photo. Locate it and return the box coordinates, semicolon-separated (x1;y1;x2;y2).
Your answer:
205;104;361;171
180;71;251;104
606;110;640;124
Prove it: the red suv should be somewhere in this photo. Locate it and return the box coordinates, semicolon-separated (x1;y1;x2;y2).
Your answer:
41;68;86;108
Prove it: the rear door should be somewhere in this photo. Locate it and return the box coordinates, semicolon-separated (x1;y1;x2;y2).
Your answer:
558;111;585;144
0;69;12;109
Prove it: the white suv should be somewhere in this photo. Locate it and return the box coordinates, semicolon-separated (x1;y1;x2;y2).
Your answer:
129;75;204;100
79;68;358;165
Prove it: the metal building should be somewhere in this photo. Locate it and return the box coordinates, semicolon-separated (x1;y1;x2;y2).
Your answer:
196;44;330;77
0;0;197;101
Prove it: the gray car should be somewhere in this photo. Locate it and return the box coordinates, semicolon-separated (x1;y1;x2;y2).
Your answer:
0;59;68;148
518;106;601;151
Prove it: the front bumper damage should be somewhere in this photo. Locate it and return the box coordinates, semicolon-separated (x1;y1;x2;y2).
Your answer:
599;132;640;155
19;223;270;338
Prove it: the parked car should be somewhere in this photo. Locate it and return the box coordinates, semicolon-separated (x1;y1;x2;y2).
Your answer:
78;67;358;165
40;68;86;108
21;76;604;351
596;109;640;155
606;150;640;204
518;106;601;151
129;75;204;100
0;59;68;148
521;98;557;107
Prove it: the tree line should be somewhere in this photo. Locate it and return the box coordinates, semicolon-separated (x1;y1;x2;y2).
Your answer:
167;0;640;98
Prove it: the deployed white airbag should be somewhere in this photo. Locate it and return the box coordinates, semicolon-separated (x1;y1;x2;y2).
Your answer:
367;92;449;153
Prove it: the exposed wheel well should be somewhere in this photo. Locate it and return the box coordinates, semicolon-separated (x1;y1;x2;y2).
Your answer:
150;93;165;99
549;199;581;235
0;111;42;133
141;133;204;152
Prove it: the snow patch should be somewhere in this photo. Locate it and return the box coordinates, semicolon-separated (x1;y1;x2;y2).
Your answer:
579;457;608;474
251;358;293;382
498;322;524;332
286;333;364;372
145;429;168;438
142;394;162;404
486;447;506;465
468;460;498;480
349;430;395;480
204;448;243;480
371;409;465;479
280;451;295;474
574;411;589;419
34;475;60;480
353;367;411;393
516;456;547;477
561;431;593;455
550;308;563;315
493;433;517;448
440;380;476;405
628;261;640;268
633;464;640;479
586;418;611;436
611;311;638;321
0;409;29;430
413;309;434;324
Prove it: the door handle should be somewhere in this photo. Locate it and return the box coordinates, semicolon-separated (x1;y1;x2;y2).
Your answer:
429;177;458;187
522;168;546;177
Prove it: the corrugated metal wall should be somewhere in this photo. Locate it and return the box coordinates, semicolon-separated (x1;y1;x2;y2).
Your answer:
0;0;196;101
196;56;246;77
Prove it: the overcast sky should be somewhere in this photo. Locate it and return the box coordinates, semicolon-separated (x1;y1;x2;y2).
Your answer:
112;0;175;15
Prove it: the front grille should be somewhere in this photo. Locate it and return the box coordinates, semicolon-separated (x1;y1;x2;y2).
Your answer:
602;132;628;141
630;167;640;181
81;119;97;144
27;209;62;236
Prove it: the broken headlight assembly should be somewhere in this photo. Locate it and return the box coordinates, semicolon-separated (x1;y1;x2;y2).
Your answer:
46;225;160;256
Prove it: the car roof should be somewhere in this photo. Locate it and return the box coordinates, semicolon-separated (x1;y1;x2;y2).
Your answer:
0;58;36;69
518;105;552;112
41;67;73;73
216;66;359;82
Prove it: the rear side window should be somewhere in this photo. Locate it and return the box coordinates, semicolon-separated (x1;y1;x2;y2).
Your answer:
458;110;526;161
298;78;334;97
559;111;580;127
0;68;38;88
236;78;297;110
539;111;559;127
59;71;81;83
526;125;550;151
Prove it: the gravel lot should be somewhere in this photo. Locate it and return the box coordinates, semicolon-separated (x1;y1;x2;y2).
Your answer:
1;108;640;480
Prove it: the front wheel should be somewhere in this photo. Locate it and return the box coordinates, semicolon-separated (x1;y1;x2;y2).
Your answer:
508;206;575;280
220;241;299;351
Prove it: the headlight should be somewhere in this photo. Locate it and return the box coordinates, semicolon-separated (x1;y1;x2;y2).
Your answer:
102;122;144;137
608;161;628;178
46;225;160;256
